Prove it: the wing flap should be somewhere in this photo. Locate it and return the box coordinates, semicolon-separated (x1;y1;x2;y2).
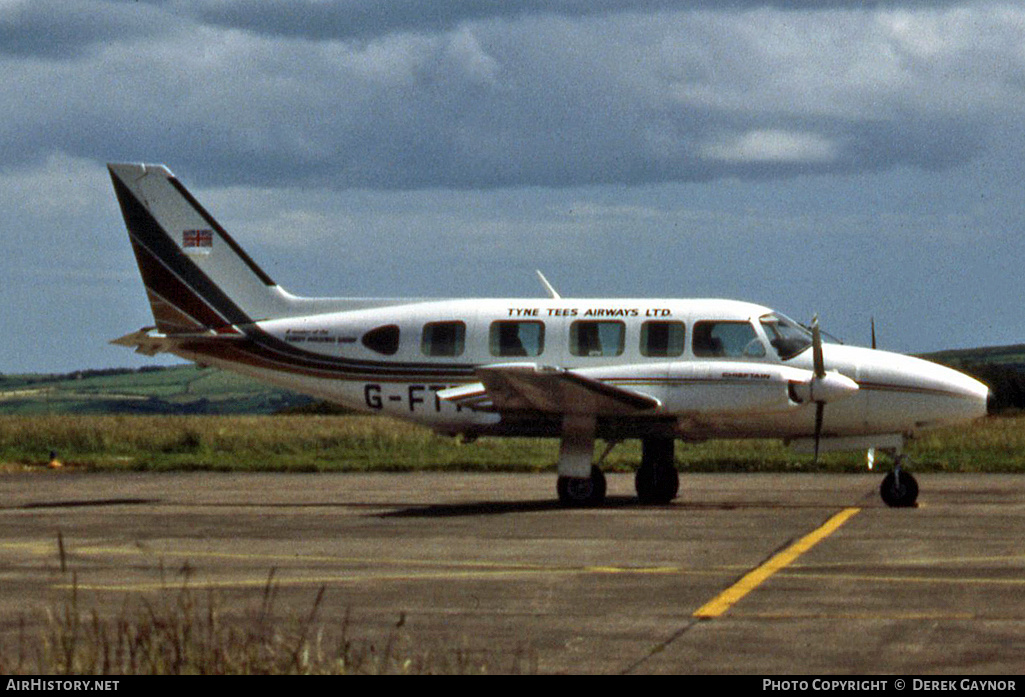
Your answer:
438;363;661;415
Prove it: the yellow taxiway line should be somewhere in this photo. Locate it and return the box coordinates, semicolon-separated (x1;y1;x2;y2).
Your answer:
693;507;861;619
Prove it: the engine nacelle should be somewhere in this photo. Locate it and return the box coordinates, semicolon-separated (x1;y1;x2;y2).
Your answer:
788;371;859;405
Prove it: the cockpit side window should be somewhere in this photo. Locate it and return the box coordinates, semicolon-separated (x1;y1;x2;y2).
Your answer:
759;313;813;360
693;321;765;358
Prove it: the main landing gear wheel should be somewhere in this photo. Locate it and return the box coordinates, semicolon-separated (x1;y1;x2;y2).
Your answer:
557;466;607;507
635;436;679;504
880;468;919;508
635;465;679;505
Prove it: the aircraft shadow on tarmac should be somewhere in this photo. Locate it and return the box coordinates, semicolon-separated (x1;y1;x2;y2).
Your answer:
4;496;866;516
371;496;811;518
14;498;161;510
378;495;644;517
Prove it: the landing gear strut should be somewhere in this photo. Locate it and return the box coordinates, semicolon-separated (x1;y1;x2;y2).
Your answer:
880;455;918;508
554;421;679;507
635;436;679;504
555;415;607;507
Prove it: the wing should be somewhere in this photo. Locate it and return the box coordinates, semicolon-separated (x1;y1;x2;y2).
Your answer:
437;363;661;415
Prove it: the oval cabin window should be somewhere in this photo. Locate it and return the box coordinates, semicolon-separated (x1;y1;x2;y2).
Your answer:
361;324;400;355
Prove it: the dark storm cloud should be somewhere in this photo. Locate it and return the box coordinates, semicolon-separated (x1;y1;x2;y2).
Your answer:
185;0;967;42
0;2;1016;190
0;0;165;58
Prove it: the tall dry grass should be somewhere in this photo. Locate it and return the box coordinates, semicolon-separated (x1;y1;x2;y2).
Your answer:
0;574;531;674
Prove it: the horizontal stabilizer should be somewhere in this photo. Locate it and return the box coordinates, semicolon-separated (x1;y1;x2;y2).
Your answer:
438;363;661;415
110;326;244;357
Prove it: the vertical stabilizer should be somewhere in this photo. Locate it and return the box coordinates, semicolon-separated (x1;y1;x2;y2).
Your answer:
109;163;295;334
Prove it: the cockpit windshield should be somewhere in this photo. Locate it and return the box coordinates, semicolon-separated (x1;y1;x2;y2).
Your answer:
759;312;813;361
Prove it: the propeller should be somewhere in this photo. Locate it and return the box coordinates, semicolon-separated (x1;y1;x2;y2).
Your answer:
799;315;859;462
866;317;877;470
812;316;826;461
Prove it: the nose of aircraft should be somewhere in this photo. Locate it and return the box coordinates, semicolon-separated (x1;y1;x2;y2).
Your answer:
934;362;991;421
857;349;990;430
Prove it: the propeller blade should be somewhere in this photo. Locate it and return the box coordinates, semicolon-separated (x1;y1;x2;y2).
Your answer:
811;314;826;461
813;402;825;462
811;315;825;379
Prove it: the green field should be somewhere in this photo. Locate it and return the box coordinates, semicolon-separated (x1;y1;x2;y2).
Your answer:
3;412;1025;474
0;365;313;416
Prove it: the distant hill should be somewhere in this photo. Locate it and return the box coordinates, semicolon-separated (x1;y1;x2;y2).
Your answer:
919;343;1025;367
0;365;316;415
920;344;1025;412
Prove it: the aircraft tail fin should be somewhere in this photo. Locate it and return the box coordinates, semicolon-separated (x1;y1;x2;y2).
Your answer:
110;162;396;338
109;162;301;335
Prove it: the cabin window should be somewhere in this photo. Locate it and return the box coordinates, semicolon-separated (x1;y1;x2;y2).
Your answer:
692;321;765;358
490;321;545;357
640;321;685;357
361;324;400;355
421;321;466;357
570;320;625;357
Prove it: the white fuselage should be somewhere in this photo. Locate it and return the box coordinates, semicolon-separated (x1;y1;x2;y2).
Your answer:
171;297;989;445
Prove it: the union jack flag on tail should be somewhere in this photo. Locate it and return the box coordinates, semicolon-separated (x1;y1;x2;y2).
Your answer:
183;229;213;249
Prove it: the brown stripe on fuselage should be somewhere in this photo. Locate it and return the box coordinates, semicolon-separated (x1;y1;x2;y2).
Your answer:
175;331;478;382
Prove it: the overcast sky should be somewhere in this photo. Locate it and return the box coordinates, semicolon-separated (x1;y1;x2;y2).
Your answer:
3;0;1025;373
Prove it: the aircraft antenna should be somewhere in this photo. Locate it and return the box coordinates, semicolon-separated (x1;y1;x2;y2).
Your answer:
536;270;561;299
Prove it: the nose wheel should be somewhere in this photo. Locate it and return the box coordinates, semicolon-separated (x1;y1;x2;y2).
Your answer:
879;456;919;508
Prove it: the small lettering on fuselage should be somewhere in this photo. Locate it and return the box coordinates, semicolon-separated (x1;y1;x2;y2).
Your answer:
722;372;772;380
506;307;672;318
284;328;356;344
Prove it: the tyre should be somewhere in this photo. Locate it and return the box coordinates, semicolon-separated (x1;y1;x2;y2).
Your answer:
557;466;607;507
880;470;919;508
635;464;679;504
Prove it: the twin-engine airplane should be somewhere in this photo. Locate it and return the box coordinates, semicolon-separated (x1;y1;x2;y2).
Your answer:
108;163;990;508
